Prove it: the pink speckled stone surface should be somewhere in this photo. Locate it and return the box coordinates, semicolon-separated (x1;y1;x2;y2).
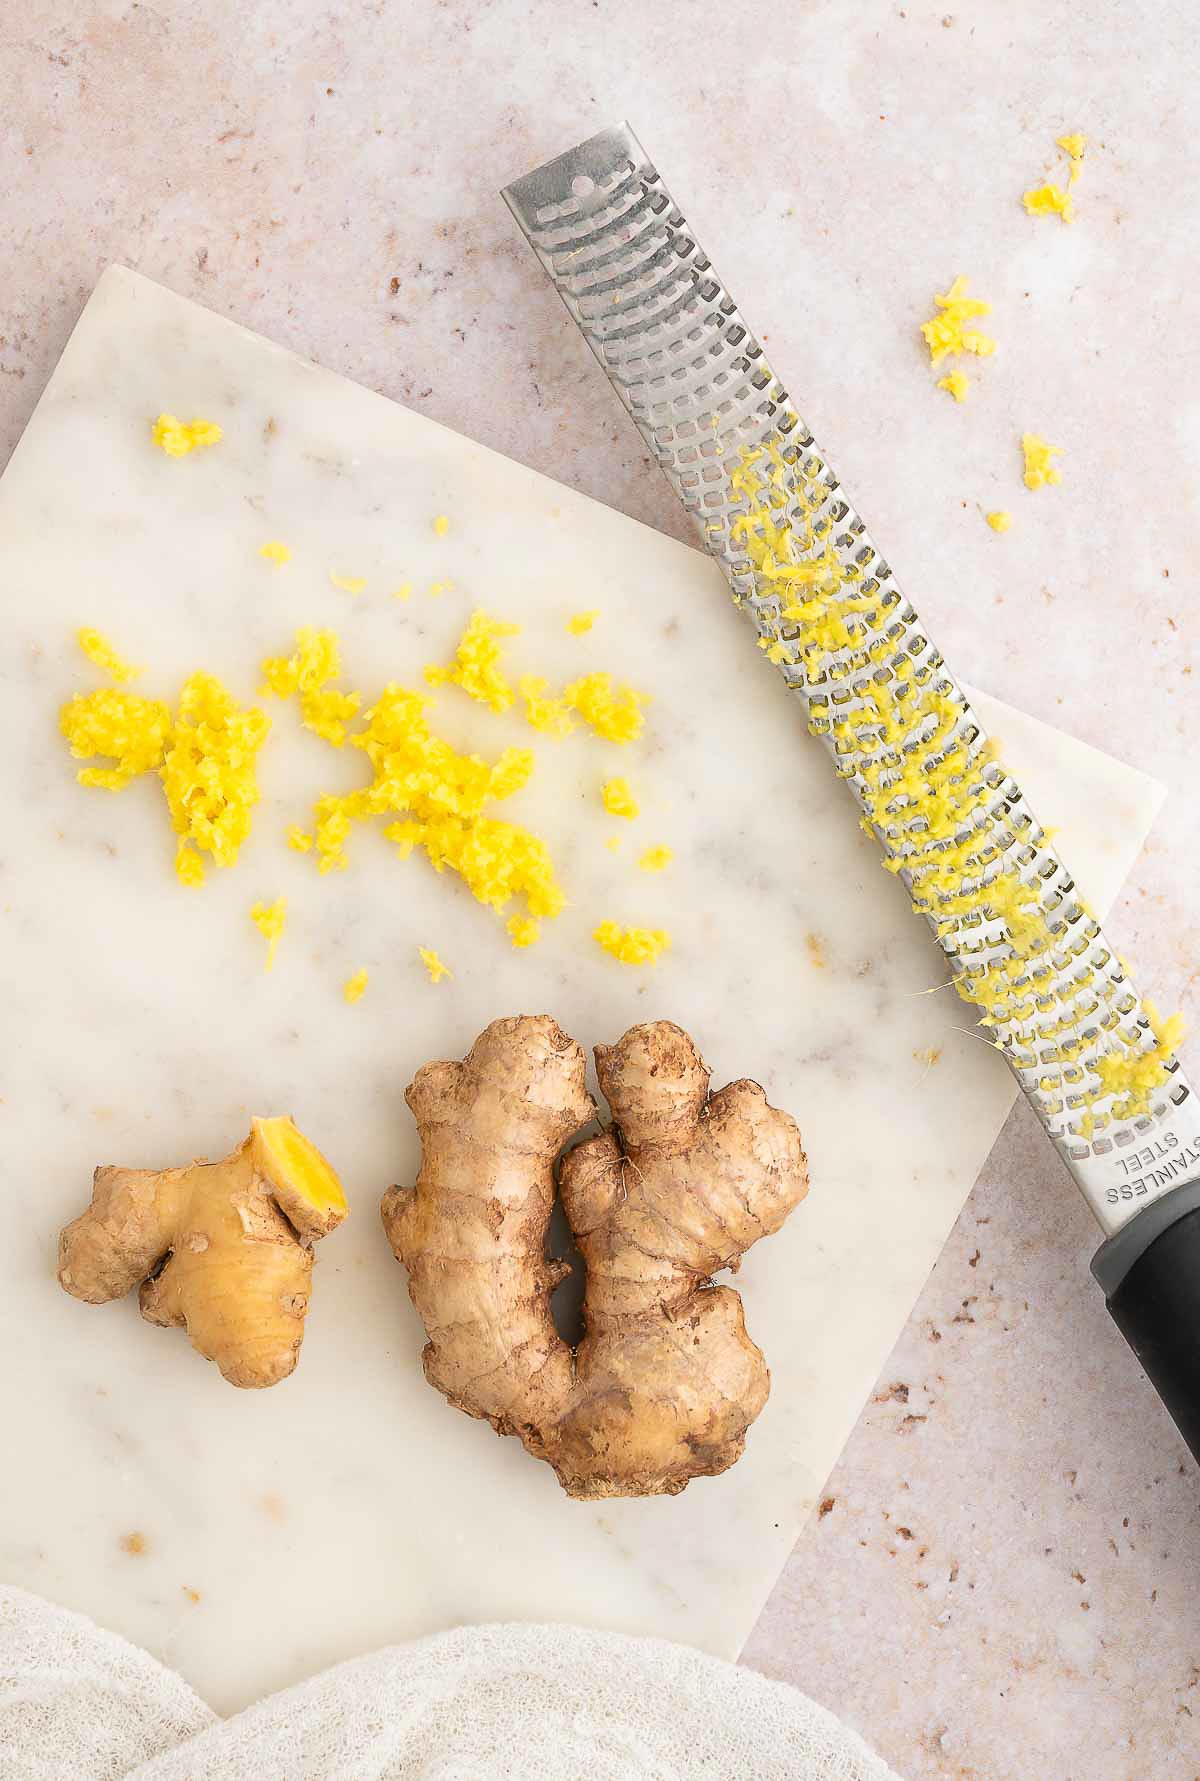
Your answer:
3;1;1197;1774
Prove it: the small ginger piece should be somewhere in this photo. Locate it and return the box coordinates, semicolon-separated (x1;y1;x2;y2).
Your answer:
1024;132;1086;223
77;628;142;682
60;688;172;789
383;1016;808;1497
259;540;291;566
919;276;996;367
432;514;450;537
937;370;969;403
601;776;639;819
252;897;287;969
343;967;369;1003
594;919;670;966
152;414;223;457
638;844;673;873
986;510;1013;532
57;1116;347;1388
563;672;647;743
424;610;518;713
1022;433;1063;490
418;946;451;983
566;609;599;635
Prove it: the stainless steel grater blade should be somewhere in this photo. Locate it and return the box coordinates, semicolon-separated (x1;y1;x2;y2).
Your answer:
502;123;1197;1250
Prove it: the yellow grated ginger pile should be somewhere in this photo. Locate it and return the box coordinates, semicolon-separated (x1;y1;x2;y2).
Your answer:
260;627;361;746
593;921;670;967
425;610;519;713
919;277;996;368
728;441;1183;1131
151;415;222;457
77;628;142;682
1024;133;1086;224
162;674;272;885
60;688;173;789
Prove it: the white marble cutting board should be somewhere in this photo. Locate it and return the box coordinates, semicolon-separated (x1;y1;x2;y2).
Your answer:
0;267;1163;1716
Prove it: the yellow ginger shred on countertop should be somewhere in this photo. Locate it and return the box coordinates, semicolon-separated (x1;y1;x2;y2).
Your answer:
638;845;673;873
506;914;540;949
343;968;369;1003
593;920;671;967
566;609;600;636
604;834;622;852
259;541;292;566
163;673;271;884
261;628;361;747
601;777;639;819
151;414;223;457
251;897;287;971
986;510;1013;532
392;582;413;601
1022;434;1063;490
1024;132;1086;223
419;946;452;982
425;610;519;713
287;825;314;852
919;277;996;367
432;515;450;537
563;672;647;743
937;371;970;403
76;628;142;682
329;571;367;595
60;688;172;790
519;674;576;738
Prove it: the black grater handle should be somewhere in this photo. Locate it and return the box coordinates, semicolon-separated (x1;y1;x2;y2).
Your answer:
1093;1179;1200;1463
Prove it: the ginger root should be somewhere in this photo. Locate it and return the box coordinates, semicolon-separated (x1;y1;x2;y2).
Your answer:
382;1016;808;1497
58;1116;347;1388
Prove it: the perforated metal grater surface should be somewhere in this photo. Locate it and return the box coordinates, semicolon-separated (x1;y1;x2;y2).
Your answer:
503;121;1196;1239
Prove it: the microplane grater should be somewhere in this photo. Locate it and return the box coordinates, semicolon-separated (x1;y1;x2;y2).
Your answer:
504;124;1200;1459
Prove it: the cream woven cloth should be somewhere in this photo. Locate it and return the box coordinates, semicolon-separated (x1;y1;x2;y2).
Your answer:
0;1585;902;1780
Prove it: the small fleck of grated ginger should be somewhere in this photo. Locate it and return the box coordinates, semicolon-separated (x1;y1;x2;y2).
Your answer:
261;628;361;747
1024;132;1086;224
151;415;222;457
519;674;576;738
638;845;673;873
938;370;970;403
77;628;142;682
392;582;413;601
805;933;826;969
343;968;369;1003
506;914;540;949
566;609;600;635
432;514;450;537
251;897;287;970
986;510;1013;533
1022;434;1063;491
425;610;519;713
259;540;291;566
601;777;639;819
563;672;647;743
919;277;996;368
329;571;367;595
419;946;451;982
604;834;622;852
594;920;671;966
287;825;314;851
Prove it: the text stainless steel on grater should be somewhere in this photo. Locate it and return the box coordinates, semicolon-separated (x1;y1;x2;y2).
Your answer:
504;123;1200;1461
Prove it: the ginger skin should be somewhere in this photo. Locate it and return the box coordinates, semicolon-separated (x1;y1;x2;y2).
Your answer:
382;1017;808;1497
58;1117;347;1388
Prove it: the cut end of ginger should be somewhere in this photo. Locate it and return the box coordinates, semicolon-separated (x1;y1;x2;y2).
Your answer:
601;777;639;819
77;628;142;682
151;414;223;457
1022;434;1063;490
251;1114;348;1240
251;897;287;970
593;920;671;966
919;277;996;368
342;968;369;1004
260;541;292;566
986;510;1013;533
419;946;452;983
